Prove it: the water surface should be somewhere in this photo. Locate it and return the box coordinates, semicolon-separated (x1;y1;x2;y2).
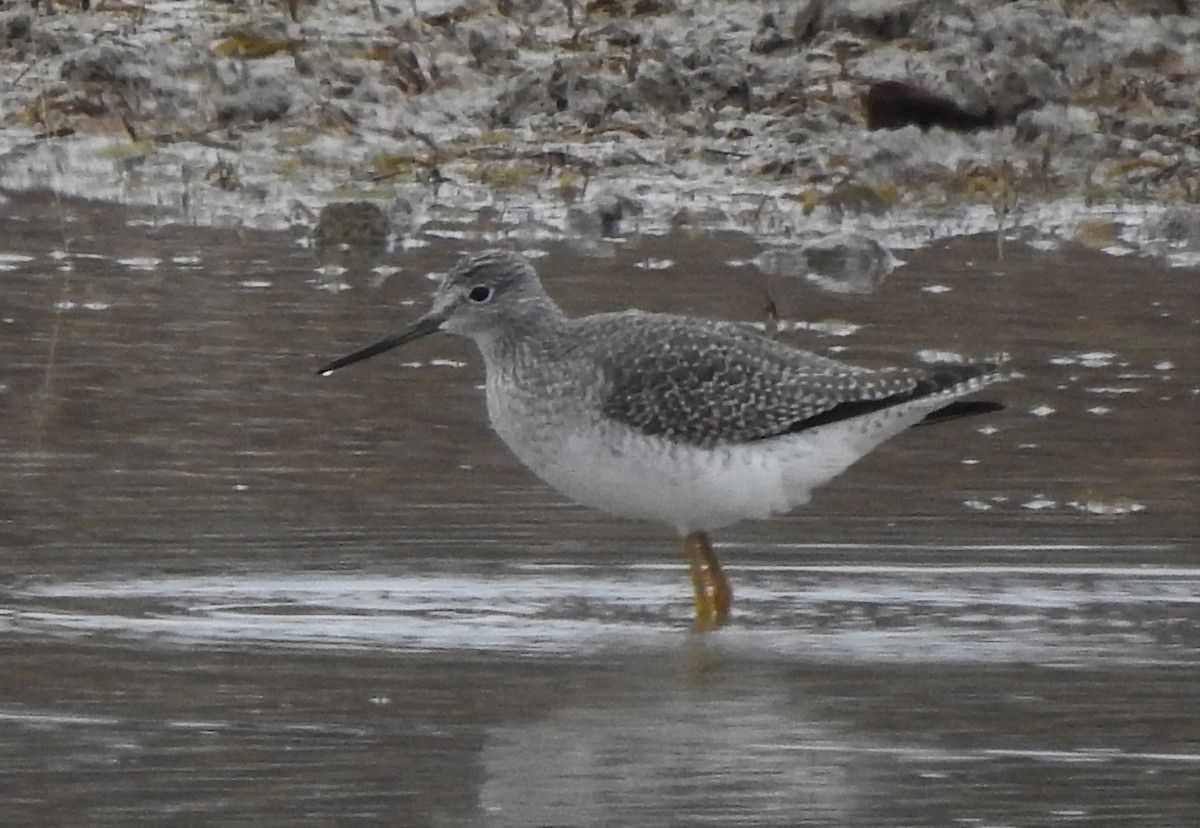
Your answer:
1;194;1197;826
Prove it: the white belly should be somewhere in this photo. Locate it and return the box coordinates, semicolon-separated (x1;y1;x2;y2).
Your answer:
530;428;801;532
486;380;944;533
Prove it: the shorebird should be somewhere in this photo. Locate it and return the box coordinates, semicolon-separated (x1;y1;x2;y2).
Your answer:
318;250;1011;629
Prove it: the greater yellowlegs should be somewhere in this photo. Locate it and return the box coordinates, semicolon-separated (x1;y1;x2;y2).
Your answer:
318;250;1012;628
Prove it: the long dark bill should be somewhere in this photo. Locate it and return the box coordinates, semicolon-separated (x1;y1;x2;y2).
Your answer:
316;312;445;376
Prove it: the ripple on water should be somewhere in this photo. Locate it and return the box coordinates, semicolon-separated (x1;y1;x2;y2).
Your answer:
5;546;1197;666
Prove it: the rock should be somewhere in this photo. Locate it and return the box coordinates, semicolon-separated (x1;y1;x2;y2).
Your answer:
792;0;826;44
864;81;1000;132
463;24;517;69
631;0;676;14
60;44;147;88
826;181;892;216
215;80;292;127
594;23;641;49
314;201;391;274
567;191;642;240
1145;205;1200;249
596;191;641;237
757;233;896;295
944;64;1045;124
315;201;390;254
634;59;690;114
1;11;32;48
823;0;924;40
750;12;793;55
388;44;434;95
1013;104;1099;145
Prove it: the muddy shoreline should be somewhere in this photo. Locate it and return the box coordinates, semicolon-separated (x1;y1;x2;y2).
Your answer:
2;0;1199;265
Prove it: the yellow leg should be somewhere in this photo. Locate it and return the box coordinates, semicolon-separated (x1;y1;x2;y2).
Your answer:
682;531;732;629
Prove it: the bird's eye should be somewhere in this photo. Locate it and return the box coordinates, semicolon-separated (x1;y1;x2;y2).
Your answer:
468;285;493;303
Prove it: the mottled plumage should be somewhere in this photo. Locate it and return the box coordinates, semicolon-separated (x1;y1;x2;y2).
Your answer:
319;249;1014;627
586;312;999;447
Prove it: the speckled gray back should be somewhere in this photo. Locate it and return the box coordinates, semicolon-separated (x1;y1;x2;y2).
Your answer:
563;312;996;448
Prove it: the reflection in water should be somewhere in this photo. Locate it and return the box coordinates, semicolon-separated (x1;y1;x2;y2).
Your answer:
477;664;1200;827
480;685;856;826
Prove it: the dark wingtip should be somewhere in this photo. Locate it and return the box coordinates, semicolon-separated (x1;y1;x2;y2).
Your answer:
781;360;1011;437
917;400;1004;426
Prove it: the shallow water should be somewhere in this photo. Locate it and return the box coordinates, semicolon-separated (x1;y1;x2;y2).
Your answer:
1;194;1197;826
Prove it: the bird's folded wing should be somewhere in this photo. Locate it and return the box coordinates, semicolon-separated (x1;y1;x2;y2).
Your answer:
588;312;938;448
